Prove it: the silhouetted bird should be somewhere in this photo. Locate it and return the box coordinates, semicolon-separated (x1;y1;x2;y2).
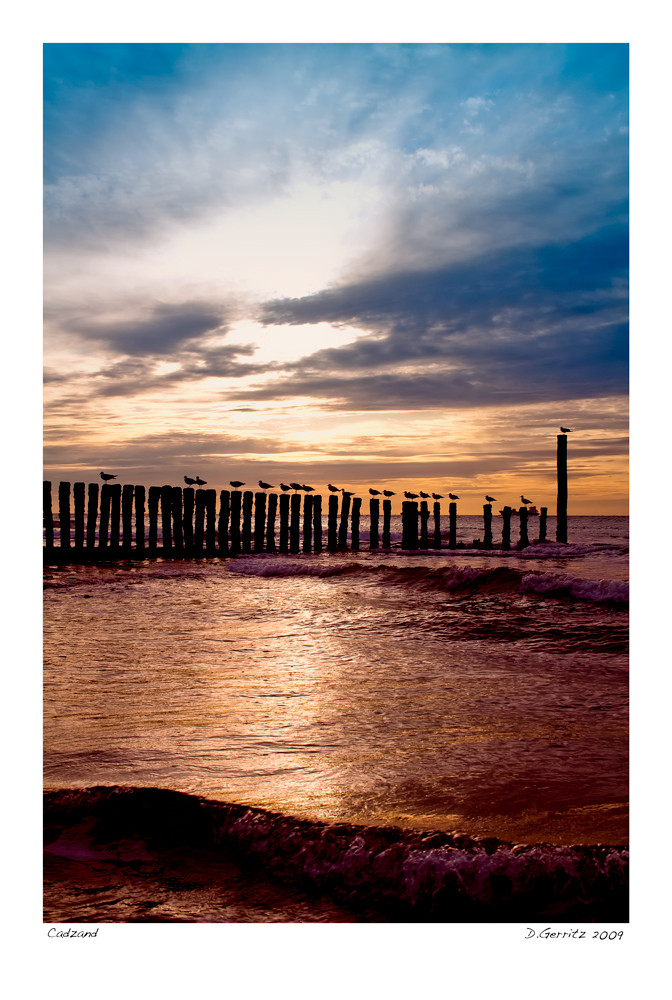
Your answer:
521;496;532;505
327;484;340;492
289;482;303;492
432;493;443;500
99;472;117;481
485;495;496;503
259;480;274;489
382;490;396;497
195;476;207;487
419;491;430;499
448;493;459;500
230;481;245;489
404;491;419;499
302;484;315;492
279;483;291;492
341;490;354;498
184;476;197;486
369;488;382;496
560;426;572;433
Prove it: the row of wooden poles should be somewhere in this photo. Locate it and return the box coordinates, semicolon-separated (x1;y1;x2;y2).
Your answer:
43;481;550;560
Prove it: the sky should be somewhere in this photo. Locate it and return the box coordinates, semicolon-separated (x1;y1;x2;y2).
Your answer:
43;42;629;514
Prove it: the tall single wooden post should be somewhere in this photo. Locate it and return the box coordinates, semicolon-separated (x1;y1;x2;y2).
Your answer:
254;492;267;552
290;493;301;553
419;500;429;548
266;492;278;553
171;487;183;556
448;502;457;549
382;499;392;549
539;506;548;543
278;493;289;553
43;481;54;551
312;494;322;553
73;482;85;549
483;503;493;549
302;494;313;552
182;488;195;553
401;501;419;550
147;486;161;553
86;482;98;549
338;493;351;550
557;433;568;543
242;491;253;553
218;490;230;555
159;485;172;553
501;506;512;550
194;490;206;554
518;506;529;549
230;490;242;555
99;484;112;550
369;498;380;550
205;489;216;556
328;495;338;551
109;484;121;549
58;482;71;549
122;484;135;553
351;496;361;551
134;485;145;554
432;501;441;548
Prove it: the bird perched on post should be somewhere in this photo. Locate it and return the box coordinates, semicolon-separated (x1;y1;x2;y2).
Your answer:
184;476;197;486
560;426;572;433
195;476;207;487
419;491;430;499
382;490;395;497
301;484;315;493
327;483;340;492
431;493;443;500
341;489;354;498
485;495;496;503
279;483;291;492
289;482;303;492
369;488;382;496
99;472;117;481
448;493;459;500
258;480;274;490
230;481;245;489
520;495;533;505
404;491;419;499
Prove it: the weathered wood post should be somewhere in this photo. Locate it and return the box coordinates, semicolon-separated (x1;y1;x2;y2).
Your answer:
183;488;195;554
302;494;313;552
122;484;135;554
448;502;457;549
401;500;419;550
86;482;98;549
382;499;392;549
501;506;512;550
557;433;568;543
218;490;230;555
351;496;361;551
369;498;380;550
171;487;183;556
266;492;278;553
134;485;145;555
242;491;253;553
194;489;206;555
73;482;85;549
327;495;338;551
432;501;441;549
205;489;216;556
109;483;122;549
278;493;289;553
290;493;301;553
338;493;351;550
99;484;112;550
230;490;242;555
43;481;54;551
148;486;161;553
254;492;267;552
58;482;71;549
312;494;322;553
539;506;548;543
159;485;172;554
419;500;429;548
483;503;493;549
518;506;529;549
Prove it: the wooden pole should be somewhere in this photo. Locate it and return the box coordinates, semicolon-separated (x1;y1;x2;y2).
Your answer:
312;494;322;553
266;492;277;553
109;484;121;549
448;502;457;549
159;485;172;553
369;498;380;550
338;493;351;550
205;489;216;555
134;485;145;554
539;506;548;543
432;501;441;549
194;489;206;554
148;486;160;553
218;490;230;555
58;482;71;549
182;488;195;553
401;500;419;550
483;503;493;549
518;506;529;549
278;493;289;553
86;482;98;549
382;499;392;549
43;481;54;551
241;491;253;553
290;493;301;553
230;490;242;555
327;495;338;551
73;482;85;549
351;496;361;551
302;494;313;552
255;492;267;552
122;484;135;553
419;500;429;548
556;433;568;543
171;487;183;556
99;484;111;550
501;506;512;550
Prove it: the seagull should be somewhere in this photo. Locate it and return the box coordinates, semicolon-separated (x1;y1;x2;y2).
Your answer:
184;476;197;486
289;482;303;492
279;483;291;492
560;426;572;433
327;484;340;492
485;495;497;503
341;489;354;498
431;493;444;500
382;490;396;497
404;491;419;500
99;472;117;481
419;491;430;499
301;484;315;492
230;480;245;489
448;493;459;500
369;488;382;496
195;476;207;487
520;495;533;505
258;480;274;490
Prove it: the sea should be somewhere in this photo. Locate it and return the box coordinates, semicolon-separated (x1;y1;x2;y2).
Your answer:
43;514;628;923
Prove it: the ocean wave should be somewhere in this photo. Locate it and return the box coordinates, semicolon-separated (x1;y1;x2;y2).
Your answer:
44;786;628;922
